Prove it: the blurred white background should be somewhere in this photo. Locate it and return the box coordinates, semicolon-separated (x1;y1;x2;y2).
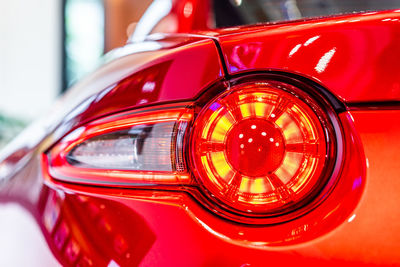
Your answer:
0;1;62;265
0;0;61;120
0;0;150;148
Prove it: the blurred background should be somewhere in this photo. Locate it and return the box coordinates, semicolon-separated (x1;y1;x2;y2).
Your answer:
0;0;152;149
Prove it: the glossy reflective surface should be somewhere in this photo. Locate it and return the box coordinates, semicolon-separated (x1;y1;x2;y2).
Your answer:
2;8;400;267
213;10;400;103
0;111;369;266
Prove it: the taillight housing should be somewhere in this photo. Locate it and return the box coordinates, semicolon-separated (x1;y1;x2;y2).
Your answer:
47;106;193;185
45;76;341;223
190;81;337;217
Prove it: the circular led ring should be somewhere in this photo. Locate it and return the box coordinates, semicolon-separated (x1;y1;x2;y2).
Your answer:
191;81;335;215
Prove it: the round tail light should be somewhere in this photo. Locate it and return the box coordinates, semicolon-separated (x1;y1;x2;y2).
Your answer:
191;81;336;216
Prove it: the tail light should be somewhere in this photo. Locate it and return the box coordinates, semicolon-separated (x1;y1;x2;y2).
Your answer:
191;81;336;216
45;79;339;222
47;106;193;185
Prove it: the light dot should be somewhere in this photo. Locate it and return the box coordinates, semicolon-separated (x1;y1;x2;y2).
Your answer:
275;142;279;147
269;138;274;142
183;1;193;18
261;132;267;136
138;99;148;104
271;114;276;118
239;133;244;139
348;214;356;223
251;125;256;129
240;144;244;149
248;138;253;143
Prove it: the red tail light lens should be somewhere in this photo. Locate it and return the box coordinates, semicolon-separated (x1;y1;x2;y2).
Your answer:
45;78;339;222
191;81;335;214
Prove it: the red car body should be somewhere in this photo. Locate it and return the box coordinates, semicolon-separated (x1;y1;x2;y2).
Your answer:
1;2;400;266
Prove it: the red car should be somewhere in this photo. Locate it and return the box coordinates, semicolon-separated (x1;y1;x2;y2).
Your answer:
1;0;400;266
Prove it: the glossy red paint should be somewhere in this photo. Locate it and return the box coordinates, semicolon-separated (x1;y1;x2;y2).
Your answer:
28;36;223;151
2;8;400;267
213;10;400;103
0;112;368;266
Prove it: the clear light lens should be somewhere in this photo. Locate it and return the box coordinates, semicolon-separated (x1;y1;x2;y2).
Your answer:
67;122;176;171
46;107;192;185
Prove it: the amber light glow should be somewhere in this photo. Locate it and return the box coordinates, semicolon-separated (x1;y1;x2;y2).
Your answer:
192;82;331;214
